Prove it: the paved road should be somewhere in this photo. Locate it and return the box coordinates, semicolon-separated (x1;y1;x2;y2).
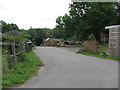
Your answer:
20;47;118;88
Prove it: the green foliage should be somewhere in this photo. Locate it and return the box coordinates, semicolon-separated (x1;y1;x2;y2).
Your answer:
7;56;15;69
28;29;46;46
117;2;120;24
2;51;42;88
55;2;118;41
56;16;64;29
3;31;29;44
32;46;36;50
1;21;19;33
98;45;108;56
43;28;53;38
21;30;31;42
17;52;26;62
52;27;65;38
88;33;96;40
2;55;14;73
2;57;9;73
56;14;76;39
77;48;120;61
2;47;10;55
69;35;78;41
2;30;31;72
3;31;30;49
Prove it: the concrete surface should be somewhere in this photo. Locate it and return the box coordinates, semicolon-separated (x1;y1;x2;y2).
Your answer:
20;47;118;88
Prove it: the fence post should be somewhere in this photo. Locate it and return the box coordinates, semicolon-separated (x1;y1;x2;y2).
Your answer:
11;40;17;65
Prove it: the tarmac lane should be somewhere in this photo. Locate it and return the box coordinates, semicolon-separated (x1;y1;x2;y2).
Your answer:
20;47;118;88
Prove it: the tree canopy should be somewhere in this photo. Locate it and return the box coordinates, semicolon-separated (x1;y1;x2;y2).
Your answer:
1;21;19;33
55;2;118;41
28;28;46;46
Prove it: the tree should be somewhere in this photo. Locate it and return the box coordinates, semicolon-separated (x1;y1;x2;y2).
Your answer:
56;16;64;29
28;29;46;46
55;14;76;39
3;31;30;44
52;27;65;38
68;2;118;41
117;2;120;24
88;33;96;40
43;28;53;38
1;21;19;33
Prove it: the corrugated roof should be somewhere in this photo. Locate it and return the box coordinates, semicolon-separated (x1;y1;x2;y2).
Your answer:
105;25;120;29
3;30;20;36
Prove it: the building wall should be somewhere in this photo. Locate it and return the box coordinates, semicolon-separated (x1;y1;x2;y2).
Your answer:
109;27;120;57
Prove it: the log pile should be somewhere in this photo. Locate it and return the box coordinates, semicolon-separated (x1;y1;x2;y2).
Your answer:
44;38;81;47
82;40;99;52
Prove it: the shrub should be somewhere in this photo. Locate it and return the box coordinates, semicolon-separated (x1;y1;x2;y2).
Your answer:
98;45;108;56
2;55;14;73
17;52;26;62
88;33;96;40
2;57;9;73
7;55;16;69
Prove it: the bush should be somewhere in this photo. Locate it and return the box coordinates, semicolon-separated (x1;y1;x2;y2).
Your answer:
8;56;16;69
98;45;108;56
17;52;26;62
2;57;9;73
88;33;96;40
2;55;14;73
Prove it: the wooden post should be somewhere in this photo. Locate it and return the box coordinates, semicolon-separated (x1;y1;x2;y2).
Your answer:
11;40;17;66
12;40;15;55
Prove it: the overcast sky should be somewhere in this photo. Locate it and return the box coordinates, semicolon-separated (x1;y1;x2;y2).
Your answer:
0;0;71;29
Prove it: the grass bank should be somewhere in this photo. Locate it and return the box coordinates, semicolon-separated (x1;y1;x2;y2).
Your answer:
77;50;120;61
2;51;42;88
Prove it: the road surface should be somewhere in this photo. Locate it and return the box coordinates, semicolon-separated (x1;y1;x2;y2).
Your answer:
20;47;118;88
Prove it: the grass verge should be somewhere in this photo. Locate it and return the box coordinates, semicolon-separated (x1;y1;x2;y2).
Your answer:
77;51;120;61
2;51;42;88
32;46;36;50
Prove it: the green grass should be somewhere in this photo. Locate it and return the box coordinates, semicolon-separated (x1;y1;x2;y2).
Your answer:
32;46;36;50
2;51;42;88
77;50;120;61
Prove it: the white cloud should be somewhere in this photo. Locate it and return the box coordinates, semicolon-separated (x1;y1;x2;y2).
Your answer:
0;0;71;29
